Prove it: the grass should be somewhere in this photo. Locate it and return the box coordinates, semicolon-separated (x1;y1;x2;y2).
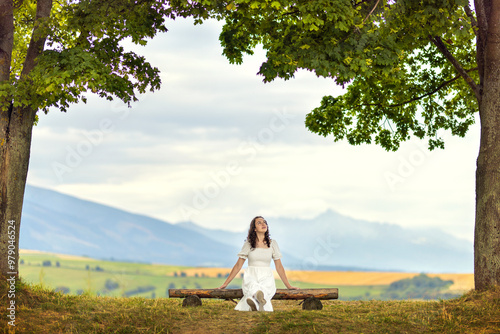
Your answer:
1;276;499;334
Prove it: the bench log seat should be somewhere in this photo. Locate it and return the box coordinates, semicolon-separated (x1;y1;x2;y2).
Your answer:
168;288;338;310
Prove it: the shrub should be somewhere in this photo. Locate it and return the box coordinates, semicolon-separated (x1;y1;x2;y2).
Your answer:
104;279;119;291
55;286;70;294
384;274;458;300
123;285;156;297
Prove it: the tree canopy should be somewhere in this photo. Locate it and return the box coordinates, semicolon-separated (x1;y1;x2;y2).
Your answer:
217;0;477;151
1;0;203;114
5;0;166;113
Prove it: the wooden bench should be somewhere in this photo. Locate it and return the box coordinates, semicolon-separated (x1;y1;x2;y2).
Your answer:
168;288;338;310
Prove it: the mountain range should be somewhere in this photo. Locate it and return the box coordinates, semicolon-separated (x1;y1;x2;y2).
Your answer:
20;185;473;272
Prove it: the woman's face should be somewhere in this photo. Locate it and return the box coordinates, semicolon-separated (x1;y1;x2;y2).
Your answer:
254;217;268;233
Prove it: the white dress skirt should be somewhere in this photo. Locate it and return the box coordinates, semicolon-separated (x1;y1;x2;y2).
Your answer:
234;239;282;312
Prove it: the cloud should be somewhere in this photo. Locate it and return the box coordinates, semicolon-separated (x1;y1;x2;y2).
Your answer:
27;17;478;242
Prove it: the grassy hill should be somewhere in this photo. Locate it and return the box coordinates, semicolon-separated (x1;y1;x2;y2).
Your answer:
1;277;499;334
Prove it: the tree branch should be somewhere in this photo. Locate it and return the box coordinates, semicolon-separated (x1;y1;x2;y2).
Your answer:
358;68;478;109
475;0;489;39
362;0;380;24
464;2;478;35
21;0;53;78
474;0;489;94
430;35;481;101
282;10;299;17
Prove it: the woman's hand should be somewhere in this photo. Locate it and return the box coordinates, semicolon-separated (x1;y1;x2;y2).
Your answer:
217;258;245;290
287;285;300;290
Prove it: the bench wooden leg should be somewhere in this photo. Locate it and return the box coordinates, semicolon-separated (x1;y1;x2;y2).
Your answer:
302;297;323;310
182;295;202;307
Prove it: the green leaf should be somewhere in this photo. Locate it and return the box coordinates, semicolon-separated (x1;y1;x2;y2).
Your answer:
270;1;280;9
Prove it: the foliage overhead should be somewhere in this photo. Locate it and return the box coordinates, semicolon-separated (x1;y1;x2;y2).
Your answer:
4;0;175;113
216;0;478;151
8;0;477;152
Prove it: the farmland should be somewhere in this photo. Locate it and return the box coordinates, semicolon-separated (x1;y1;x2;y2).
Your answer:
18;249;473;301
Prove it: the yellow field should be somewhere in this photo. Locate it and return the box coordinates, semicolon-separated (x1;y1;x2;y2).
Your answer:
180;267;474;292
20;249;98;261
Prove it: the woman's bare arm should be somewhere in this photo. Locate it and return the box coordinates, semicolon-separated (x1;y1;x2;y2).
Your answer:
216;257;246;289
274;259;299;289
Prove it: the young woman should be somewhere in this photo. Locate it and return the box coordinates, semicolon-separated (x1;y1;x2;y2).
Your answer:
217;216;298;311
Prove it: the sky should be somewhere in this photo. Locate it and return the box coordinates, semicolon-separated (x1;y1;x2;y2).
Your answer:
26;18;479;242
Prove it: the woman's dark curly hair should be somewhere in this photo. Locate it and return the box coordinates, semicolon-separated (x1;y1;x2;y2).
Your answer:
246;216;271;249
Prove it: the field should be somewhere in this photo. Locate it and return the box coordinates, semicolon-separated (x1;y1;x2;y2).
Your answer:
18;249;474;301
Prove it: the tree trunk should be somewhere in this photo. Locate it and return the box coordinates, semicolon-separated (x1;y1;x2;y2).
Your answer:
474;0;500;290
0;0;52;277
0;0;16;278
0;105;37;277
0;0;13;82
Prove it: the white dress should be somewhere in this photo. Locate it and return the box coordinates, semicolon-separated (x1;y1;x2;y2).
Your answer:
234;239;282;312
